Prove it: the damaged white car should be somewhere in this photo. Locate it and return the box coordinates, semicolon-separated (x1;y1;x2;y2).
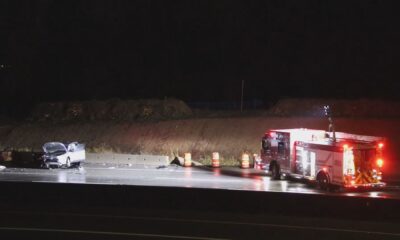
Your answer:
42;142;85;168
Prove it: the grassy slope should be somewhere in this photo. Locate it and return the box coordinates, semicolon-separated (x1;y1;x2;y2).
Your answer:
0;117;399;176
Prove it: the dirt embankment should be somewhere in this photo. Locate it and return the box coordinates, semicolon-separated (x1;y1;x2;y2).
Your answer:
268;98;400;117
1;117;399;176
1;98;399;176
30;98;192;122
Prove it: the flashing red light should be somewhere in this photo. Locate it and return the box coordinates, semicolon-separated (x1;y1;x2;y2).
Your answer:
378;143;384;149
343;144;349;149
269;132;274;137
377;158;384;168
350;180;356;185
323;167;327;172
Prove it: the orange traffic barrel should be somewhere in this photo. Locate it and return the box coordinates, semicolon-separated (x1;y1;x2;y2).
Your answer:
241;153;250;169
184;152;192;167
212;152;220;168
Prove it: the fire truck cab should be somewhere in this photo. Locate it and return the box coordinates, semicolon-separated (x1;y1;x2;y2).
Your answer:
259;128;385;190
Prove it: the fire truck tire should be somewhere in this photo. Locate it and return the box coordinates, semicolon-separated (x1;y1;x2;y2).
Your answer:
271;163;281;180
317;172;330;190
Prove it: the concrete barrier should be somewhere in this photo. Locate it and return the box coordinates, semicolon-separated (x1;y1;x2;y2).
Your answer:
87;153;169;166
0;151;43;168
1;151;12;162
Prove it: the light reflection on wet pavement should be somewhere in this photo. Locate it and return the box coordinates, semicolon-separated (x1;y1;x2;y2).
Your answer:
0;163;398;199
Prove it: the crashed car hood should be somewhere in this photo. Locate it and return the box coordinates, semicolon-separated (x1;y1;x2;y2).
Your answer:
43;142;67;154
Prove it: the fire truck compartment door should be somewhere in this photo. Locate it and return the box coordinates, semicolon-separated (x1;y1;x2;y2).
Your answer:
294;147;315;177
302;150;315;177
310;152;316;178
332;152;344;184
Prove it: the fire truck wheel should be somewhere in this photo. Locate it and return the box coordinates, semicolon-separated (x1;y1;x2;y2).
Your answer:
271;163;281;180
317;172;329;190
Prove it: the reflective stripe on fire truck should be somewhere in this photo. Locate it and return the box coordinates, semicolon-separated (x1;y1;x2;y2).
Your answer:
354;171;376;185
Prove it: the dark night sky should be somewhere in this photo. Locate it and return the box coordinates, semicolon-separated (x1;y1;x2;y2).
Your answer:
1;0;400;113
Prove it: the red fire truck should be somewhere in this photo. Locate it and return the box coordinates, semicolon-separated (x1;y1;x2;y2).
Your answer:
258;128;386;189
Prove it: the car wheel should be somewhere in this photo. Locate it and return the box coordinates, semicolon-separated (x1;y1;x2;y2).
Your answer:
66;157;71;168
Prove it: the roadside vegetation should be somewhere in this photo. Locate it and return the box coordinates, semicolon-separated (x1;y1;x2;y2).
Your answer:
0;98;399;174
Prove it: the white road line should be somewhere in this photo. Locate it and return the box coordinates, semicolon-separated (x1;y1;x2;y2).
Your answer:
0;171;77;176
87;168;209;174
5;211;400;237
0;227;228;240
155;177;242;182
111;217;400;237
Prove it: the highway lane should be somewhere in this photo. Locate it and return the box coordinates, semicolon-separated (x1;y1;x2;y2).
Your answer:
1;206;400;240
0;163;399;199
1;163;400;239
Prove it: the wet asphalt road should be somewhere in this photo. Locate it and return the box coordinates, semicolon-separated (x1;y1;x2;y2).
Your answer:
1;207;400;240
0;163;399;199
1;163;400;239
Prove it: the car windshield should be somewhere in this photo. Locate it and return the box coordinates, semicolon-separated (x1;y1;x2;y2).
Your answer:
43;143;67;154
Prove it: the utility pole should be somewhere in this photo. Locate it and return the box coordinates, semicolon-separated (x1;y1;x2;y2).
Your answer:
240;80;244;112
